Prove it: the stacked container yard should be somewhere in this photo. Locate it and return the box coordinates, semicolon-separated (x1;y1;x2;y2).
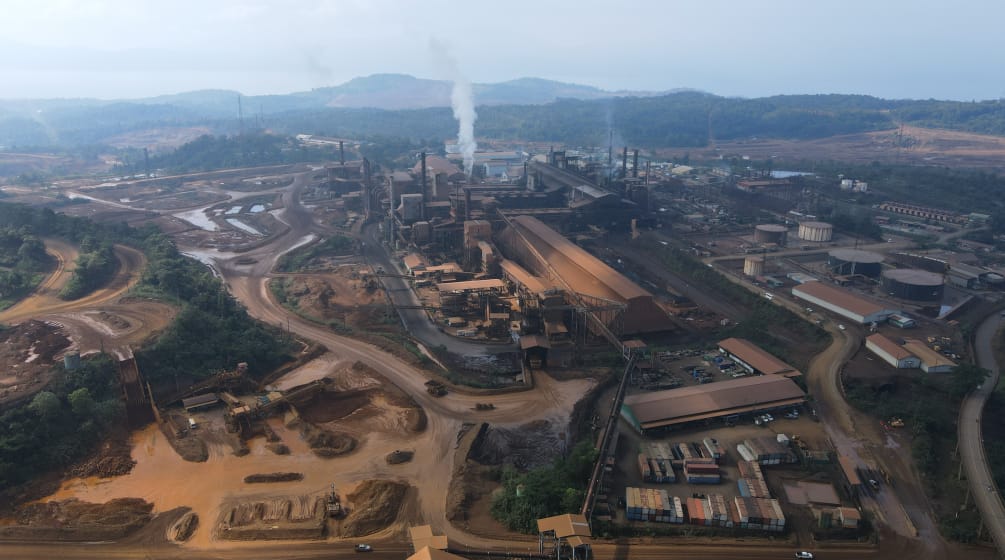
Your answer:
707;494;730;527
684;458;721;484
640;443;675;482
686;497;710;526
625;488;684;523
733;497;785;532
702;438;725;463
676;442;698;463
737;460;771;498
638;454;653;482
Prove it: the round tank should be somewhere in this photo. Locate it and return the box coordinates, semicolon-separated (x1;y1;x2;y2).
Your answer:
798;221;834;242
754;224;788;245
63;351;81;370
882;268;945;301
828;248;884;277
743;256;765;277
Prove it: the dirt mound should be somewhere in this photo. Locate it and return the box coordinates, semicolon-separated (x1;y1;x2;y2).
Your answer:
0;319;71;406
303;425;357;458
217;494;324;541
96;311;131;329
298;388;372;423
68;435;136;478
267;443;290;455
341;480;410;537
385;450;414;465
244;472;303;484
168;511;199;542
1;498;153;541
470;420;563;469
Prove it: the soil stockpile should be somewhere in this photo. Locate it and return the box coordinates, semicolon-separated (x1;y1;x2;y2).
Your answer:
67;435;136;478
303;425;357;458
169;511;199;542
386;450;414;465
0;498;153;541
244;472;304;484
341;480;410;537
216;495;324;541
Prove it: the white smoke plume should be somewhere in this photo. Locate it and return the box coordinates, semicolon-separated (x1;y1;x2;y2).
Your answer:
430;39;477;176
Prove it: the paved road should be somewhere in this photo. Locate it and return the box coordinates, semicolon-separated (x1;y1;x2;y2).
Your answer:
963;312;1005;557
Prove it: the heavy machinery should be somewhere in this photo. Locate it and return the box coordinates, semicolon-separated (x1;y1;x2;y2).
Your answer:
326;483;344;518
425;380;447;397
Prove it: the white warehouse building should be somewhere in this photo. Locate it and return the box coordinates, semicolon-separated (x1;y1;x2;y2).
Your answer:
792;281;899;325
865;334;921;369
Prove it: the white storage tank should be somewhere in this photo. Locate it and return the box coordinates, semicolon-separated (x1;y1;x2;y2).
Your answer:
743;256;765;277
754;224;788;245
798;221;834;242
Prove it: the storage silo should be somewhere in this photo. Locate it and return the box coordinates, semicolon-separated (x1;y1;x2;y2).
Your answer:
753;224;788;245
743;256;765;277
63;351;81;370
828;249;884;277
882;269;945;301
798;221;834;242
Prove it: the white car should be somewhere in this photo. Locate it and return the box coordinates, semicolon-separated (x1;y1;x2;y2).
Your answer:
838;324;846;331
795;553;814;559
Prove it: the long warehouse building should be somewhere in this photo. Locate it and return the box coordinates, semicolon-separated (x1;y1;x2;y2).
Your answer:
718;338;802;378
622;375;806;431
507;215;674;334
791;281;899;325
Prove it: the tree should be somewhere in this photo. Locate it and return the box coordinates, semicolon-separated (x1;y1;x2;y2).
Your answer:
29;391;61;420
68;387;95;417
949;364;990;399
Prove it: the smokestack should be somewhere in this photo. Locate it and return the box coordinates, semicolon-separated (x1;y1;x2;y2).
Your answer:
464;188;472;221
608;130;613;167
645;161;651;185
421;152;427;220
363;158;372;221
339;141;345;178
633;150;639;178
143;148;149;178
621;147;628;178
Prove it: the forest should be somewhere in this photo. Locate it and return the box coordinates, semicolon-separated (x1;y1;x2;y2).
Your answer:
0;227;51;309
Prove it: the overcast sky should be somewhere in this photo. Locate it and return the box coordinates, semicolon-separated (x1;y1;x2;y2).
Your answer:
2;0;1003;101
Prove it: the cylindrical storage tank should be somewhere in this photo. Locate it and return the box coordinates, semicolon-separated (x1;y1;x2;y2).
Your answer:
63;351;81;370
882;268;945;301
828;248;884;277
798;221;834;242
743;256;764;277
754;224;788;245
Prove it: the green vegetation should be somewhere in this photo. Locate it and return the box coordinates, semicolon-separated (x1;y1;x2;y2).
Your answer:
0;227;51;309
60;238;116;300
275;235;355;272
120;133;336;174
0;354;124;492
491;440;597;533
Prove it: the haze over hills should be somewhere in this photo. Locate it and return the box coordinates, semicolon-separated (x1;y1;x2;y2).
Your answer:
2;73;1005;151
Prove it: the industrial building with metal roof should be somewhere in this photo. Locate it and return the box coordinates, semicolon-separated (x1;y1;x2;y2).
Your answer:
718;338;802;378
865;334;921;369
791;281;899;324
436;279;506;293
508;215;673;334
902;339;956;373
622;375;806;431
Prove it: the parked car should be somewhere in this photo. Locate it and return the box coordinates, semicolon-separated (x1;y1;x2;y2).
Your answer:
355;544;373;552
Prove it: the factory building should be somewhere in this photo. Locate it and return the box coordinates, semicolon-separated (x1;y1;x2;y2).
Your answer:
881;269;945;302
791;281;899;324
504;216;673;335
753;224;788;245
828;249;884;278
865;334;921;369
718;338;802;378
623;375;806;431
798;221;834;242
901;339;956;373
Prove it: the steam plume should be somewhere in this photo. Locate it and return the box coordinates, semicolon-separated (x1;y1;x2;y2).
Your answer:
430;39;477;176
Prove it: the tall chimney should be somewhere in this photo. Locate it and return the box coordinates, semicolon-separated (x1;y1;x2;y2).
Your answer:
608;130;613;167
633;150;639;178
339;141;345;178
421;152;428;219
464;188;472;221
621;147;628;178
363;158;372;221
645;161;651;185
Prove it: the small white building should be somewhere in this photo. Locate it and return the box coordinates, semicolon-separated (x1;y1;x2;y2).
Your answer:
865;334;920;369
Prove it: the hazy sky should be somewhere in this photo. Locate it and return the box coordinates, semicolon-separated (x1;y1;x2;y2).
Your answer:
2;0;1003;101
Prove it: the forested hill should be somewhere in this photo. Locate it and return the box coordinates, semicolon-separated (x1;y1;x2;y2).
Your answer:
5;86;1005;149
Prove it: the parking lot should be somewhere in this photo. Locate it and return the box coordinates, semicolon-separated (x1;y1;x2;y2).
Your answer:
635;347;755;391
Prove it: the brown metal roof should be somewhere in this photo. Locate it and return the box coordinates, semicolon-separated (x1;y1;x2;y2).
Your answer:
837;455;861;486
792;281;887;317
500;259;551;294
409;525;449;551
436;279;505;292
901;339;956;368
866;334;915;361
625;375;805;428
536;513;592;538
519;334;551;350
718;338;801;377
511;215;649;301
